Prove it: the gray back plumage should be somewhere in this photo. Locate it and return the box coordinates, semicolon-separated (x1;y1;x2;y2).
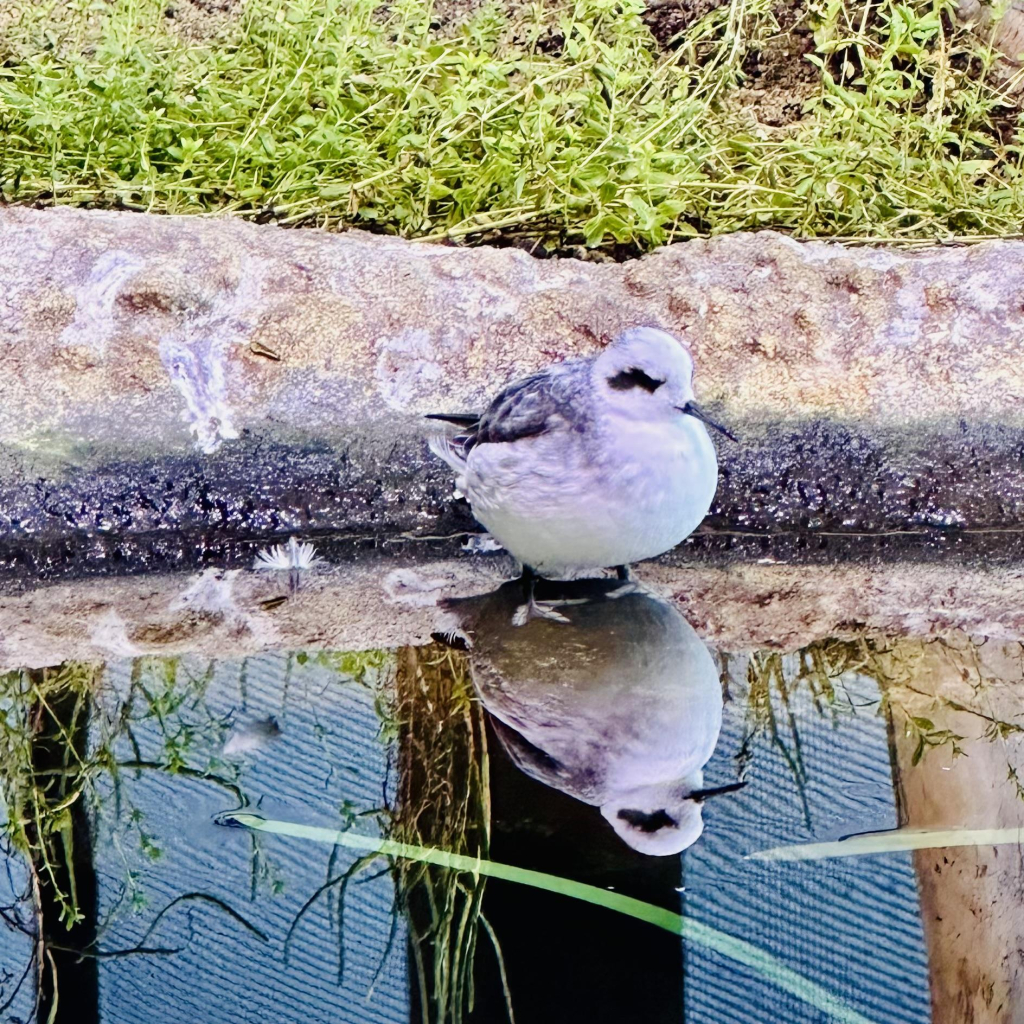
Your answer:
467;359;591;450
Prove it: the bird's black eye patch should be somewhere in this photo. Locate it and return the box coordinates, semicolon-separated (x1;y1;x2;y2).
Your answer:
607;367;664;393
617;808;677;833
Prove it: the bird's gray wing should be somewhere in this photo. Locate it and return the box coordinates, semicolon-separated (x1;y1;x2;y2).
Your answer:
472;367;582;449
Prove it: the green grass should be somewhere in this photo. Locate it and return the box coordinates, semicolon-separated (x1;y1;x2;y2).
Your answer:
0;0;1022;248
225;810;881;1024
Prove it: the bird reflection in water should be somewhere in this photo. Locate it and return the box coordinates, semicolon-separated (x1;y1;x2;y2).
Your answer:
443;577;741;856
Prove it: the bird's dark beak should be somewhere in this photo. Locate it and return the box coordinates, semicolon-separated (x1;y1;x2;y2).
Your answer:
687;780;747;803
677;401;737;442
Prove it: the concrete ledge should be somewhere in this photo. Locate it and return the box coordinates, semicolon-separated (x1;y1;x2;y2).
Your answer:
1;207;1024;581
1;554;1021;670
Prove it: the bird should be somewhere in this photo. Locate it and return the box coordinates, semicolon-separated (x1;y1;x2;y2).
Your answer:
444;577;744;856
428;326;733;623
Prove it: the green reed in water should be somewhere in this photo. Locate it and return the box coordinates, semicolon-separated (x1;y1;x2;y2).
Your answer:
222;809;879;1024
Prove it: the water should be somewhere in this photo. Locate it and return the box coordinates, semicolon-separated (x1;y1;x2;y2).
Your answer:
1;578;1022;1024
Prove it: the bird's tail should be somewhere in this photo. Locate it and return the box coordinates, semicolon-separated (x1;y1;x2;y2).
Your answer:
426;411;477;474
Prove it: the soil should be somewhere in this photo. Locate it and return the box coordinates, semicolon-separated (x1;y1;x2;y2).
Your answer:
741;0;819;125
428;0;500;29
642;0;730;47
161;0;242;41
644;0;820;127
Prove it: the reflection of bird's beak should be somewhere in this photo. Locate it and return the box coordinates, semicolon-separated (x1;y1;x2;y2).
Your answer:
687;780;747;803
677;401;737;442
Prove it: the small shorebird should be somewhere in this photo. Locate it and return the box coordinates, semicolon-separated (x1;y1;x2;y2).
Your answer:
446;577;745;855
428;327;732;623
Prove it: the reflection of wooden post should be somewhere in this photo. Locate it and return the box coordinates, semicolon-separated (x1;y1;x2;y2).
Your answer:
394;643;492;1024
888;641;1024;1024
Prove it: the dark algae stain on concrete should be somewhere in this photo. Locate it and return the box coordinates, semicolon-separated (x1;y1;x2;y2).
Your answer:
1;418;1022;584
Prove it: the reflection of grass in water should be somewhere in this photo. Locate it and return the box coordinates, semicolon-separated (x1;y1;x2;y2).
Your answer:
742;639;1024;815
391;642;510;1024
879;640;1024;809
0;656;264;1015
742;639;944;823
740;640;887;826
0;646;421;1019
270;644;501;1017
0;663;101;927
0;662;101;1022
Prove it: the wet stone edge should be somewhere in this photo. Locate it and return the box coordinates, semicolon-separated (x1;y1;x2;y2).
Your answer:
0;419;1021;585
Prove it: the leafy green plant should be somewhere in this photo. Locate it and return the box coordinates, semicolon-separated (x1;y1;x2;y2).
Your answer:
0;0;1020;248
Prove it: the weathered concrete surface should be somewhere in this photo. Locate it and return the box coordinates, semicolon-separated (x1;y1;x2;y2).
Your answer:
1;206;1024;581
1;554;1023;670
889;641;1024;1024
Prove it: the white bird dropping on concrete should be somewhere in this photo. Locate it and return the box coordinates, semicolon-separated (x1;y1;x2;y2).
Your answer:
428;327;731;589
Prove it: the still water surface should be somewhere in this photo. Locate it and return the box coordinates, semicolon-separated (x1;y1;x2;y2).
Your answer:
1;578;1021;1023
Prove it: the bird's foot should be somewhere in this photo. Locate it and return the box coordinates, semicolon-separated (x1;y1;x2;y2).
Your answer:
605;564;636;599
511;596;588;627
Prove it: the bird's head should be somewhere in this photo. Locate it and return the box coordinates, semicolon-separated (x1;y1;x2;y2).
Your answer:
601;777;746;856
594;327;735;440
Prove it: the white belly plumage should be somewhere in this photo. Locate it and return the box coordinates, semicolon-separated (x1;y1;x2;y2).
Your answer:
460;419;718;575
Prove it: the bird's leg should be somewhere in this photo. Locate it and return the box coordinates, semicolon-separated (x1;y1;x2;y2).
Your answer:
607;563;638;599
512;565;574;626
513;565;539;626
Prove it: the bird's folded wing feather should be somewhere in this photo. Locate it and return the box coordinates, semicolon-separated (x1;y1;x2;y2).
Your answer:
473;369;579;447
424;412;481;428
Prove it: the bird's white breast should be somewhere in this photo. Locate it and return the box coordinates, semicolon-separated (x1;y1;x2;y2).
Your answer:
464;414;718;574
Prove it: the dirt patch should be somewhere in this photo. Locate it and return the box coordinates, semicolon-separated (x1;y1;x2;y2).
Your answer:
642;0;731;47
161;0;242;42
427;0;495;29
724;81;814;128
644;0;819;127
739;0;818;125
373;0;566;35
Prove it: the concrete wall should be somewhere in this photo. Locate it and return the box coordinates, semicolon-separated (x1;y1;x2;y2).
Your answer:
1;207;1023;583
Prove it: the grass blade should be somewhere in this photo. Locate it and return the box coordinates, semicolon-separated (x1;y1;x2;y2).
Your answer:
217;811;878;1024
750;826;1024;862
